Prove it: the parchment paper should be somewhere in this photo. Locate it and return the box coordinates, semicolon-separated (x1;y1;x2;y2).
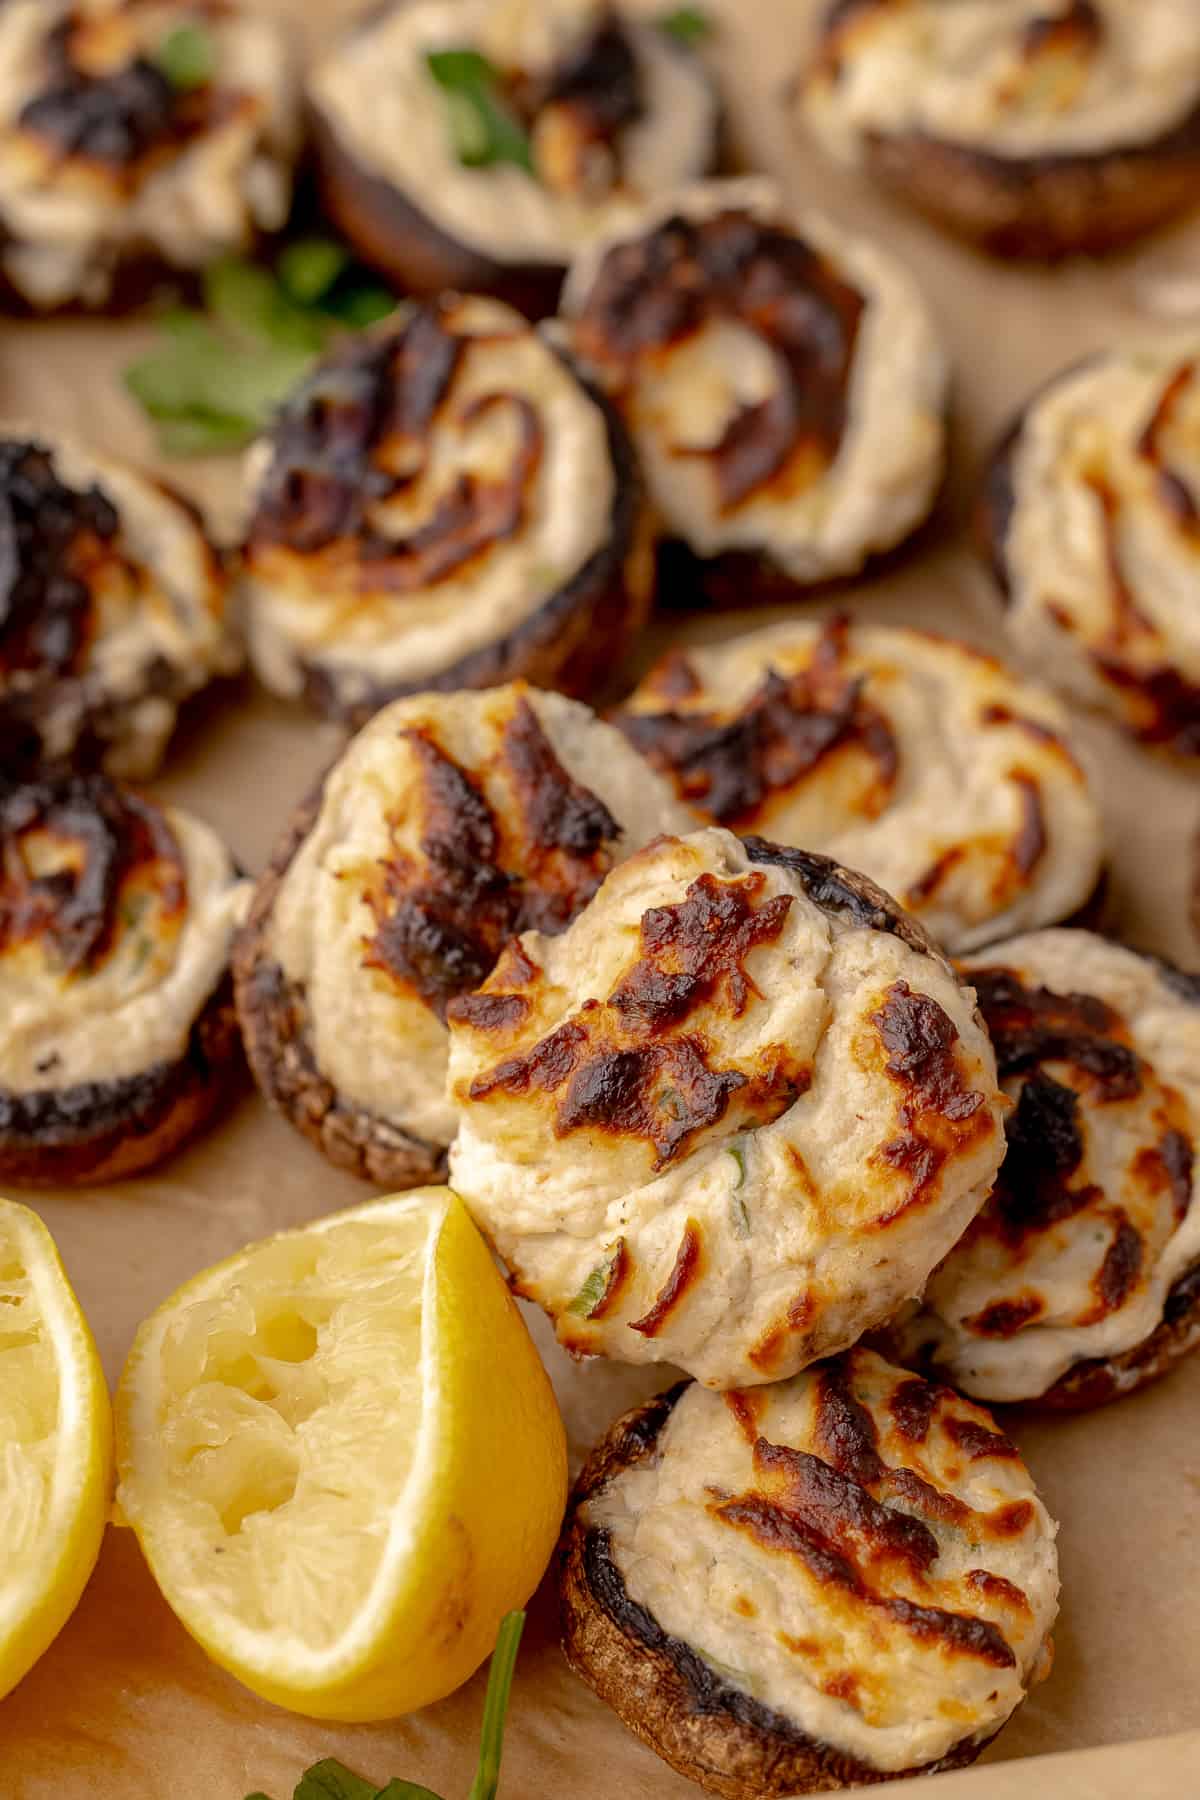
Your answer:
1;2;1199;1795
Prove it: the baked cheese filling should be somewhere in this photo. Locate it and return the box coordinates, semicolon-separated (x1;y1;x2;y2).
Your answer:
586;1349;1058;1773
242;296;619;706
614;617;1104;953
448;826;1006;1389
0;427;238;775
802;0;1200;165
898;930;1200;1401
308;0;716;268
267;684;693;1149
1001;343;1200;754
561;179;946;582
0;771;249;1093
0;0;298;308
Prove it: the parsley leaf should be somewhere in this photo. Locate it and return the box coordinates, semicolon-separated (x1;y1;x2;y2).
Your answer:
727;1142;751;1237
656;6;712;44
156;23;216;90
293;1764;378;1800
122;243;398;457
425;49;533;172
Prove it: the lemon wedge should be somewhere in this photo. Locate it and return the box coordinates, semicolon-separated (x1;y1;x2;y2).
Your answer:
0;1197;112;1703
115;1188;567;1721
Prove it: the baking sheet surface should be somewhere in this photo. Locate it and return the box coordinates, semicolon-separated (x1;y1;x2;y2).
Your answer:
2;2;1199;1794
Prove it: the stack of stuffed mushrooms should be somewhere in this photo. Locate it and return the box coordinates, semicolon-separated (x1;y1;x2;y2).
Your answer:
1;0;1199;1794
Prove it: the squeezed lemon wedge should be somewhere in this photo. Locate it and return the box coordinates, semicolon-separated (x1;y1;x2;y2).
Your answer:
0;1197;112;1703
115;1188;567;1720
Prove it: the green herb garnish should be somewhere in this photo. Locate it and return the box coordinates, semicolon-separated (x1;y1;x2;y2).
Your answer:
156;23;216;91
568;1245;622;1318
245;1613;525;1800
727;1141;750;1237
123;243;399;457
656;6;712;45
425;49;533;172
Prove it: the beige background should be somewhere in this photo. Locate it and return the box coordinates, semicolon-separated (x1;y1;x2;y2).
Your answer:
1;1;1199;1795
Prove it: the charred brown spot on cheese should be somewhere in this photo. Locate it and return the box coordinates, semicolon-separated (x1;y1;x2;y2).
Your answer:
556;1037;747;1165
869;981;989;1218
0;439;126;680
882;1465;970;1529
1137;361;1200;545
724;1388;763;1446
18;16;221;174
629;1219;703;1337
1009;772;1047;880
943;1416;1020;1462
643;647;702;701
615;627;900;829
445;990;529;1031
1090;651;1200;758
749;1293;816;1375
1019;0;1103;60
966;1569;1032;1615
966;1294;1045;1340
501;695;620;864
1091;1214;1144;1317
971;966;1139;1097
733;1594;758;1619
813;1354;884;1485
610;872;793;1030
0;770;185;974
246;303;545;589
888;1375;939;1444
573;208;865;511
987;1501;1036;1539
520;12;643;181
365;705;619;1020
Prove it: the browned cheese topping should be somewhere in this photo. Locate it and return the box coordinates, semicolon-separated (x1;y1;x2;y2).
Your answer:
364;697;620;1021
457;866;810;1166
571;207;865;513
0;768;186;979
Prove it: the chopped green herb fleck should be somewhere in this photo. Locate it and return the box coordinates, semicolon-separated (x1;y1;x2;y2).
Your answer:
156;23;216;91
727;1141;747;1187
727;1142;750;1236
425;48;534;171
660;1086;684;1121
656;6;712;45
569;1245;621;1317
278;238;350;307
119;893;149;933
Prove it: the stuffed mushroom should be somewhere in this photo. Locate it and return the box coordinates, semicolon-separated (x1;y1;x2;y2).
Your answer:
883;930;1200;1408
614;617;1105;954
0;768;249;1185
240;295;652;726
798;0;1200;259
560;1347;1059;1796
447;827;1007;1389
561;179;947;599
233;682;693;1189
0;0;299;311
981;342;1200;758
307;0;719;317
0;428;239;778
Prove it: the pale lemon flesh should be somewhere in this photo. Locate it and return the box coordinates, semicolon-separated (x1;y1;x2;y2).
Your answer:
0;1197;112;1703
116;1188;567;1720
